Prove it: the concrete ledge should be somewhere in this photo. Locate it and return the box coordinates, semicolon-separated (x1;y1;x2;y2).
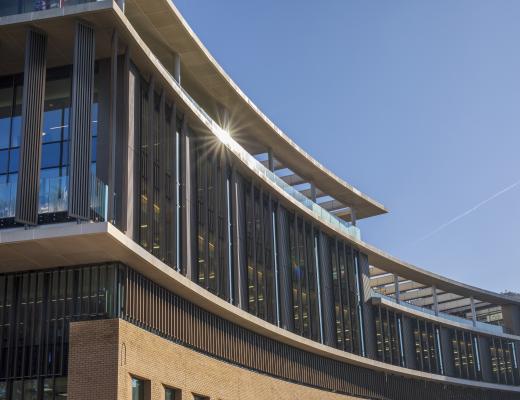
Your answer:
0;221;519;393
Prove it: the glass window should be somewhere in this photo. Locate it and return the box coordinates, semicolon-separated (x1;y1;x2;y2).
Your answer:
132;377;145;400
0;84;13;150
38;68;71;215
0;78;21;188
8;148;18;173
0;381;6;400
43;378;54;400
0;150;7;174
23;379;38;400
54;377;67;398
10;86;22;148
165;387;181;400
41;142;63;169
193;395;209;400
11;380;22;400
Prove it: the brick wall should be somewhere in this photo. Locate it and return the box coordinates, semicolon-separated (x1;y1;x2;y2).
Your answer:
68;318;361;400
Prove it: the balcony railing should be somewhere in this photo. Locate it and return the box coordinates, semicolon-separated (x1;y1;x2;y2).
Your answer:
0;181;16;219
372;291;505;336
0;174;108;223
0;0;122;19
179;87;362;240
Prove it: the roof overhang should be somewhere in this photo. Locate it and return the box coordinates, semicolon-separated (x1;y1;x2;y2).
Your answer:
122;0;387;219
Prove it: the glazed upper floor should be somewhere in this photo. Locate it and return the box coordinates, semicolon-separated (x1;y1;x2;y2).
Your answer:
1;1;520;394
0;0;387;224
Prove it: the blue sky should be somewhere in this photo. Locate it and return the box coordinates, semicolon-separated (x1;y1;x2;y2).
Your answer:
173;0;520;293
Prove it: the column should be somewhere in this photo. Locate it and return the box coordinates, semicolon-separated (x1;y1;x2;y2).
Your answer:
470;296;477;327
394;275;400;303
173;52;181;84
267;149;275;172
432;285;439;316
15;29;47;226
310;183;317;202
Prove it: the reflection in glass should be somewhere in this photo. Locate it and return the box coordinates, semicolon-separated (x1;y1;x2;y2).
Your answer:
132;377;145;400
39;68;71;214
43;378;54;400
23;379;38;400
54;377;67;398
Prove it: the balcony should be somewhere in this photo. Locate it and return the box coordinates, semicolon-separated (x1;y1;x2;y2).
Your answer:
178;87;362;241
371;290;507;336
0;174;108;226
0;0;121;19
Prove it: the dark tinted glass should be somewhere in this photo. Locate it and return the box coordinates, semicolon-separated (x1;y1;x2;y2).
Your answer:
132;378;145;400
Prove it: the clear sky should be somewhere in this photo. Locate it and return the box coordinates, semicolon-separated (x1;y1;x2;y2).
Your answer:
173;0;520;293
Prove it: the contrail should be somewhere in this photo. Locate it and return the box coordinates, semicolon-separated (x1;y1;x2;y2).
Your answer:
414;178;520;244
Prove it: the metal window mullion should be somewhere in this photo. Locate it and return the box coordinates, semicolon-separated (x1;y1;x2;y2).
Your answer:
334;238;345;349
341;243;353;352
203;148;210;288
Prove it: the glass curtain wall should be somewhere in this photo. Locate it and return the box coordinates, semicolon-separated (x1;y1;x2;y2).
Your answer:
412;318;441;374
490;337;519;385
0;75;22;222
0;264;122;400
194;135;231;301
39;67;72;219
243;179;276;324
138;78;180;269
287;214;320;341
448;329;485;381
374;305;404;367
0;65;99;227
330;239;357;352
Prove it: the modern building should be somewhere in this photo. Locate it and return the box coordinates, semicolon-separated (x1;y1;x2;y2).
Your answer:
0;1;519;399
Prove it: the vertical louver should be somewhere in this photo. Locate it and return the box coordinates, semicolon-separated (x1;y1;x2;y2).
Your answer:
276;206;294;331
15;29;47;226
68;22;96;220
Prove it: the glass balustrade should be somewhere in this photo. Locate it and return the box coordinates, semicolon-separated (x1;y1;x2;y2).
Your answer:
178;84;361;240
0;0;121;18
39;175;68;214
0;181;16;218
371;290;505;335
0;173;108;223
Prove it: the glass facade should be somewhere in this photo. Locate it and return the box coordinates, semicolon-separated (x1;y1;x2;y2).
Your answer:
137;80;181;269
0;64;101;227
329;239;361;353
288;215;319;340
0;74;22;222
0;1;115;18
0;265;122;400
194;135;232;301
243;180;276;323
490;337;519;385
449;328;480;380
0;28;519;397
413;318;441;374
374;305;404;367
38;67;71;217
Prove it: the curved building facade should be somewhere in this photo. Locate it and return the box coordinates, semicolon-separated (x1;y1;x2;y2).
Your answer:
0;1;518;399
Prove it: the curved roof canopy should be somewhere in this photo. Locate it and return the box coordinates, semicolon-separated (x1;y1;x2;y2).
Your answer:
125;0;387;220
